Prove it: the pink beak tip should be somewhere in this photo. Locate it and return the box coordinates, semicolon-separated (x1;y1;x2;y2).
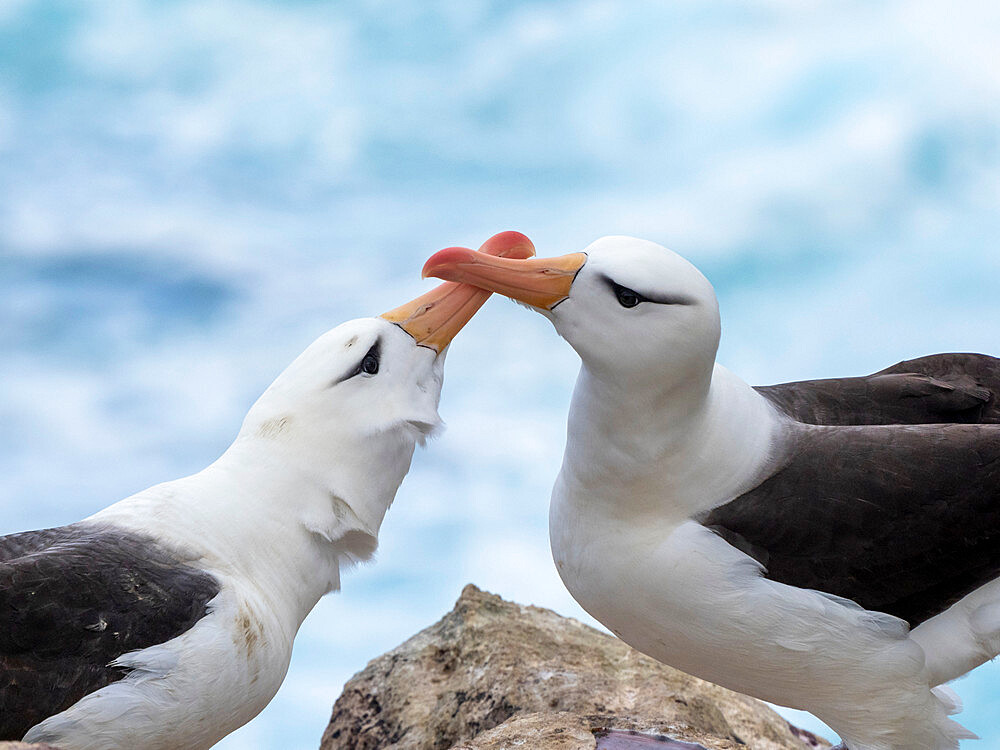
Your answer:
481;230;535;254
421;246;475;279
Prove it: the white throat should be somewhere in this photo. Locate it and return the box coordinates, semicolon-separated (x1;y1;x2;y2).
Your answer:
88;431;403;634
554;362;784;528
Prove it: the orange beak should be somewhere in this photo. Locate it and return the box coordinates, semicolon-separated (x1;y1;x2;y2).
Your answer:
380;231;536;352
421;248;586;310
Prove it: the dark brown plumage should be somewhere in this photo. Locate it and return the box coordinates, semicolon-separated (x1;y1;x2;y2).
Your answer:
755;353;999;426
0;523;220;740
704;353;1000;628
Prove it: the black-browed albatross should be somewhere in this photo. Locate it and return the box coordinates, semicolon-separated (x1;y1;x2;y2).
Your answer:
424;235;1000;750
0;232;535;750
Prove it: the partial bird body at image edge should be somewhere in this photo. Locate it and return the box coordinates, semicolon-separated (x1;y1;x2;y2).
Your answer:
423;234;1000;750
0;232;534;749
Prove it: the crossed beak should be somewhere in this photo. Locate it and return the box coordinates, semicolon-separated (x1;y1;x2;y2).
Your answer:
380;231;537;352
420;247;587;311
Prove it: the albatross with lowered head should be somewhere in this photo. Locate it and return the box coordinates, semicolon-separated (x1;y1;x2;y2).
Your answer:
424;235;1000;750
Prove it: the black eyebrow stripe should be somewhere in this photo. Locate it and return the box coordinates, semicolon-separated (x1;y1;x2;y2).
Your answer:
602;275;694;306
645;292;695;305
330;337;381;387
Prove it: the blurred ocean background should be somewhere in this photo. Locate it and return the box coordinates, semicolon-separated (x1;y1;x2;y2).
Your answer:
3;1;1000;747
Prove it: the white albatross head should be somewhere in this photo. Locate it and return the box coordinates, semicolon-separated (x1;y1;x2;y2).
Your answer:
422;235;721;393
233;231;535;540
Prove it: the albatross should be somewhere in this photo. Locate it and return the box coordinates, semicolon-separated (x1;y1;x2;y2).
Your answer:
423;235;1000;750
0;232;535;750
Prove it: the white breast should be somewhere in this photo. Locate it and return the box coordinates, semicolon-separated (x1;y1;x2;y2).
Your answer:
547;362;945;731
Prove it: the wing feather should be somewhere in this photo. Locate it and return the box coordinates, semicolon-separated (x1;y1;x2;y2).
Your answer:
756;353;1000;425
0;523;220;740
702;422;1000;627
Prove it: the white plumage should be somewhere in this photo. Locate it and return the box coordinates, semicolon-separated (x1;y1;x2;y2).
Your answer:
5;229;538;750
16;318;440;749
424;235;1000;750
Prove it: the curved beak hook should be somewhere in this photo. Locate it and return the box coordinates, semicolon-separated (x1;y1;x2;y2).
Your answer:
380;231;537;352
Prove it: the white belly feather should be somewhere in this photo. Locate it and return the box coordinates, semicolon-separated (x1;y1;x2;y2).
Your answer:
550;497;975;750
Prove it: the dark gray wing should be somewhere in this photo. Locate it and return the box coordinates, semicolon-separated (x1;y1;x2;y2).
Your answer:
702;422;1000;627
0;523;220;740
755;353;999;425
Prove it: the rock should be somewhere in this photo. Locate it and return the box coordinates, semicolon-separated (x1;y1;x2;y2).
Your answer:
321;584;829;750
448;713;594;750
0;744;64;749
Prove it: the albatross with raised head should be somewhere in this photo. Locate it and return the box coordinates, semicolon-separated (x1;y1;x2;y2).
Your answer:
0;232;535;749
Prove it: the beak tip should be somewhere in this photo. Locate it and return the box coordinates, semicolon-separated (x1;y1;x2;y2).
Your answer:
422;247;471;281
480;231;535;258
420;258;439;280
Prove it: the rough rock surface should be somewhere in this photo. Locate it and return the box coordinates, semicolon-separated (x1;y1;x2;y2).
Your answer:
0;744;63;749
321;584;829;750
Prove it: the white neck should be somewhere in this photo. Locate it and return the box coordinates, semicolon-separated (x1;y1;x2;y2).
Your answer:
555;362;784;527
88;436;386;635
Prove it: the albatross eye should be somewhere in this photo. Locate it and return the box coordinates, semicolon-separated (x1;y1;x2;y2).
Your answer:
617;289;639;308
612;282;643;309
331;339;382;386
361;352;379;375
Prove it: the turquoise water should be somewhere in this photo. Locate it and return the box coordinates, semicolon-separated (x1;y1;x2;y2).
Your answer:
2;2;1000;747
